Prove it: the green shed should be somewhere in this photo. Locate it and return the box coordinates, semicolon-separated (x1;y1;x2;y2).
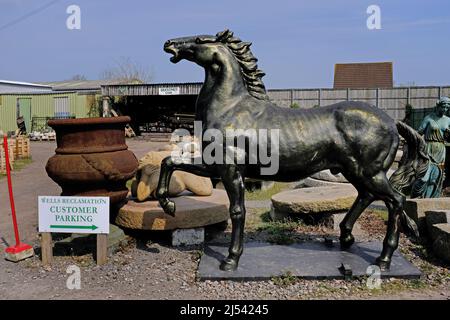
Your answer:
0;91;101;133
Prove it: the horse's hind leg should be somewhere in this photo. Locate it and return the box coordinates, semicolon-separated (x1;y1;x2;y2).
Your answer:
377;200;402;270
339;191;375;249
357;172;405;270
219;165;246;271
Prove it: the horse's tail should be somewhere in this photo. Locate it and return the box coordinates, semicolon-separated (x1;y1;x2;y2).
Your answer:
389;121;428;238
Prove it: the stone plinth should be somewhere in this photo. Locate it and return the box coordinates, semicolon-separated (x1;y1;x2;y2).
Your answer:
270;186;357;221
198;241;421;281
115;189;229;230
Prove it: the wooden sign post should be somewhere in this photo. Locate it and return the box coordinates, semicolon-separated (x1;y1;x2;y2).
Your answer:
38;196;110;266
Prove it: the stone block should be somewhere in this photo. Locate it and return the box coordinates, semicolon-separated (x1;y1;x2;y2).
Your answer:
270;204;289;221
327;212;347;231
53;224;128;256
404;198;450;231
431;224;450;263
425;210;450;240
172;228;204;246
107;224;129;255
5;247;34;262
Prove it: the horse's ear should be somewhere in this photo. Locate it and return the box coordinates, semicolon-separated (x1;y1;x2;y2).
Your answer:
216;29;233;42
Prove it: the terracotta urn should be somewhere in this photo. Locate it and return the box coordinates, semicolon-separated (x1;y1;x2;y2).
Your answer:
46;117;138;205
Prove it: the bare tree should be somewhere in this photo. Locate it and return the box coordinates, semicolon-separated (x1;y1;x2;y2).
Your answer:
69;74;87;81
100;57;153;83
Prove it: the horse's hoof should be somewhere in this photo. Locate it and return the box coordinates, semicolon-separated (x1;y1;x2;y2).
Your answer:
339;233;355;249
375;257;391;271
162;200;176;217
219;258;238;271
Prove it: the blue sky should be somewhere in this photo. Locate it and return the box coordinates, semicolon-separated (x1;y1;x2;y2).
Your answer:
0;0;449;88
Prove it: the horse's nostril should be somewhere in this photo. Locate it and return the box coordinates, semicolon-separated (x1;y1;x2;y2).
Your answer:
165;40;172;46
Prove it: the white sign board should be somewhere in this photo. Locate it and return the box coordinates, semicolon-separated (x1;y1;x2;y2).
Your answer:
38;196;110;234
158;87;180;95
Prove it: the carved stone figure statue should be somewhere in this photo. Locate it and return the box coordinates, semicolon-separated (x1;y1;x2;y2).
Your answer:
131;143;212;201
411;97;450;198
156;29;425;271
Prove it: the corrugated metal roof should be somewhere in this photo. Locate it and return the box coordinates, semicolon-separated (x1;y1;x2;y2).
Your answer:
40;79;125;91
102;82;203;96
0;80;51;88
0;91;77;95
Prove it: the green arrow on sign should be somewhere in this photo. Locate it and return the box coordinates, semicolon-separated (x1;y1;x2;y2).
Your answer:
50;225;98;231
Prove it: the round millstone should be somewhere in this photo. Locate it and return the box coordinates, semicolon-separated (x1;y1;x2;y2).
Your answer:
271;186;357;216
116;189;229;230
296;177;349;188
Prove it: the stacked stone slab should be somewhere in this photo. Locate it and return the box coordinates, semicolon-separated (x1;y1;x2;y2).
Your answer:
424;210;450;264
404;198;450;231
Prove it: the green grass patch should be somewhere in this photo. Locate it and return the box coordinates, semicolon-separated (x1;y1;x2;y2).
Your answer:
13;157;33;171
257;218;303;245
362;278;427;296
245;182;291;201
245;208;270;230
271;271;297;286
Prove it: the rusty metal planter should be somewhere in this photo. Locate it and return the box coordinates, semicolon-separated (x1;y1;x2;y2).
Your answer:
46;117;138;205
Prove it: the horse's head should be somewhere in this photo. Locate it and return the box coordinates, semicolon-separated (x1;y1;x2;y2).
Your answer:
164;29;269;100
164;33;225;67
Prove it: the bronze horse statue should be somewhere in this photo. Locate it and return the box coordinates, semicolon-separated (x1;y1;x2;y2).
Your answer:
157;29;425;271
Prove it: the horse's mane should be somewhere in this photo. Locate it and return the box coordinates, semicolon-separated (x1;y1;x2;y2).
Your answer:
208;29;269;101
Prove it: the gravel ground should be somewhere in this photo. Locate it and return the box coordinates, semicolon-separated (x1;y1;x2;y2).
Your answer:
0;139;448;300
0;208;448;300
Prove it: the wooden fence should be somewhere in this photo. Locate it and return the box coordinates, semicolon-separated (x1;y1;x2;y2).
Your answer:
102;84;450;123
268;86;450;122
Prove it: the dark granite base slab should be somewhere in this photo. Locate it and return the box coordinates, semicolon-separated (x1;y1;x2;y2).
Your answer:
198;241;421;281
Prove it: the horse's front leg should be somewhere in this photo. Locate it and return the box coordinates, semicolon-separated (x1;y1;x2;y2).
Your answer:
219;165;246;271
156;156;214;216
